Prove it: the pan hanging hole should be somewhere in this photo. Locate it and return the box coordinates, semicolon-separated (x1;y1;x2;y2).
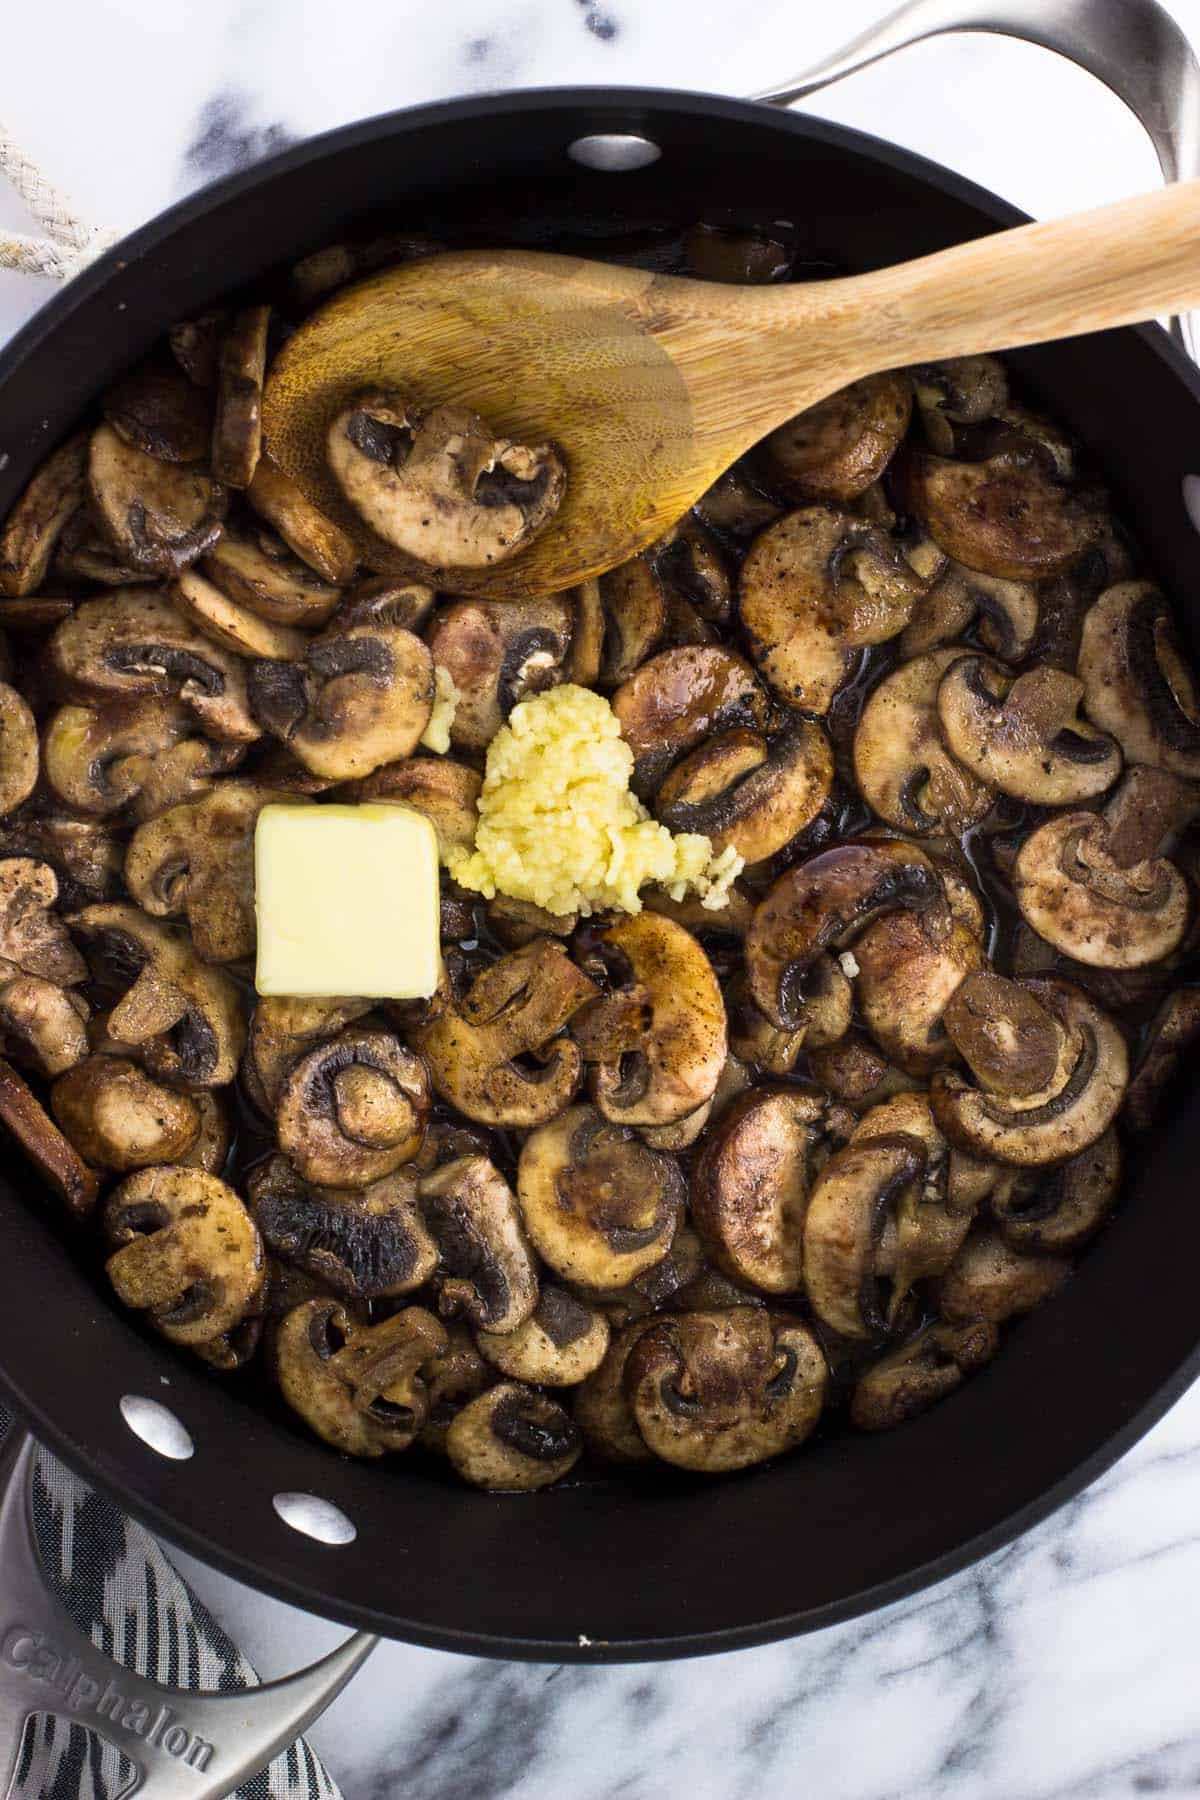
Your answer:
1183;475;1200;534
273;1491;357;1546
567;133;662;172
119;1394;194;1461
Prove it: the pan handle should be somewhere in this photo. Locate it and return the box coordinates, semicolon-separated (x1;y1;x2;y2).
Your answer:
752;0;1200;360
0;1428;376;1800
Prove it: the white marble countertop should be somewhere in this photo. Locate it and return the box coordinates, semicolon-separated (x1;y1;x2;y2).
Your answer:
5;2;1200;1794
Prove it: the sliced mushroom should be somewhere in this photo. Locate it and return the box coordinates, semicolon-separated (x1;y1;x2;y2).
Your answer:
625;1308;827;1472
935;1229;1071;1324
0;432;88;595
849;1092;981;1312
247;619;433;779
912;355;1008;453
246;995;374;1110
338;574;437;634
573;1318;657;1462
932;973;1127;1165
575;913;726;1127
425;598;572;751
246;454;357;585
477;1285;610;1386
611;646;770;796
1078;581;1200;778
0;818;121;909
652;514;734;624
105;1167;264;1347
692;1085;841;1294
695;464;782;541
328;391;566;571
276;1026;430;1187
125;781;297;963
897;444;1102;579
211;304;270;488
853;651;994;834
655;721;834;864
739;506;923;715
761;373;911;503
43;697;244;821
990;1127;1120;1253
0;976;88;1078
47;588;259;743
746;838;948;1030
899;561;1038;662
88;425;226;574
419;1324;491;1453
0;1056;98;1214
178;1090;231;1174
170;569;308;661
937;655;1120;804
200;524;341;627
850;1318;998;1430
103;359;213;464
419;1154;539;1332
414;939;598;1128
51;1055;201;1170
592;556;666;685
854;905;985;1075
71;903;246;1088
808;1030;921;1111
517;1103;683;1289
803;1131;927;1338
356;756;481;858
169;313;226;388
563;577;604;686
53;509;157;586
446;1382;580;1490
247;1153;438;1298
642;882;755;982
289;233;442;306
274;1298;446;1456
0;859;85;985
0;682;38;818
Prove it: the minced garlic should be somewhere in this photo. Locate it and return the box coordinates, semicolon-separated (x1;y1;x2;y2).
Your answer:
445;684;743;916
419;664;460;754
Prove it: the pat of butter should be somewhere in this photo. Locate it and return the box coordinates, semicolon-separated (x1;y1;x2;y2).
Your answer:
254;803;440;999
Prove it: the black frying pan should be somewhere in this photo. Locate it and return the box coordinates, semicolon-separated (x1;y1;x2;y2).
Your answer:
1;80;1200;1666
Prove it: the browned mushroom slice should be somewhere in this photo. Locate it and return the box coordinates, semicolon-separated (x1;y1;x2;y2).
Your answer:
693;1085;842;1294
276;1026;430;1187
289;232;442;306
0;859;86;985
177;1090;232;1174
0;683;38;819
803;1132;927;1338
356;756;481;859
695;464;782;541
912;355;1008;453
0;431;88;595
88;425;226;575
808;1030;918;1110
245;995;374;1111
655;722;833;865
274;1298;447;1456
849;1092;983;1314
853;651;993;834
1078;581;1200;779
477;1285;610;1386
642;882;755;976
170;570;308;661
419;1324;491;1453
0;1056;99;1215
594;556;667;685
0;977;88;1078
760;373;912;503
745;838;947;1031
850;1318;998;1430
103;361;213;463
47;588;259;743
53;508;157;586
517;1103;683;1289
446;1382;580;1490
625;1308;826;1472
51;1055;201;1170
419;1154;539;1333
575;913;726;1127
425;597;572;751
562;577;604;687
932;973;1127;1166
413;939;598;1128
71;903;246;1088
990;1127;1120;1254
935;1229;1071;1324
0;817;122;908
247;620;434;779
573;1317;658;1462
246;455;357;585
896;444;1102;579
739;506;923;715
327;390;565;571
1123;986;1200;1132
611;645;770;795
652;514;734;625
247;1153;437;1298
169;313;227;389
43;698;244;821
125;781;298;963
854;906;985;1076
211;305;270;488
937;654;1120;804
200;525;342;627
899;561;1038;662
105;1167;264;1347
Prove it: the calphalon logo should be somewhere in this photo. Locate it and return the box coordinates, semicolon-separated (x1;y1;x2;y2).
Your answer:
2;1623;215;1776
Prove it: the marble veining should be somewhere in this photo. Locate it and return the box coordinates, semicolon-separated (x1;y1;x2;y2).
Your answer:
5;0;1200;1793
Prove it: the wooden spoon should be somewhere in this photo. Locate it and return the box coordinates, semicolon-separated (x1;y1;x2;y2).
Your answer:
263;181;1200;601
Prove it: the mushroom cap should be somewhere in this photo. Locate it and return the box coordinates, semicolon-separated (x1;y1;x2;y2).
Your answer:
728;961;852;1072
43;697;245;820
211;304;270;490
896;444;1101;580
52;1055;201;1171
991;1127;1121;1254
1014;811;1189;969
274;1298;447;1457
802;1132;927;1339
247;1153;438;1298
610;645;770;796
937;654;1121;804
246;994;374;1111
1078;581;1200;779
246;454;358;586
419;1153;540;1334
275;1026;431;1187
760;373;912;503
934;1229;1071;1324
170;569;308;662
356;756;482;858
104;1166;264;1347
692;1084;834;1294
88;424;227;574
0;431;88;596
446;1382;581;1491
0;683;39;819
850;1318;998;1431
899;561;1038;663
0;858;86;986
517;1103;684;1290
854;906;986;1076
0;1055;99;1216
573;1318;659;1463
476;1285;610;1386
853;651;994;835
104;360;213;464
201;523;341;627
327;390;565;572
426;596;572;752
0;975;89;1079
656;721;834;864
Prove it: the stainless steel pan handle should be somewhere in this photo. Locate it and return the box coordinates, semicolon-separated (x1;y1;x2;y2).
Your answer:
753;0;1200;360
0;1429;375;1800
